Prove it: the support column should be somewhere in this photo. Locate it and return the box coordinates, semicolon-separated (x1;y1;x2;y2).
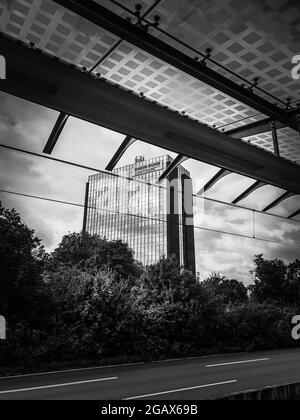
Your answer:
82;182;90;232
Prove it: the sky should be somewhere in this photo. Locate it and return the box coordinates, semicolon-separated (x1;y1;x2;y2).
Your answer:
0;91;299;285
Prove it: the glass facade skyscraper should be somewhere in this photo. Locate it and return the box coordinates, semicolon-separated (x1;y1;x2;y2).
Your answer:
84;155;195;272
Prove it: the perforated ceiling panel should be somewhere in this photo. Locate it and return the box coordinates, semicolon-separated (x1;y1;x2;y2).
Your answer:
95;40;267;129
147;0;300;104
243;127;300;164
0;0;120;69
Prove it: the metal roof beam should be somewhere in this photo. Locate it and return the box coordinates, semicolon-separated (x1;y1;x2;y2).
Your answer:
43;112;69;154
227;118;276;139
263;191;297;213
232;180;265;205
200;168;231;194
289;209;300;219
106;136;136;171
227;111;299;139
270;120;280;157
52;0;298;130
158;154;189;183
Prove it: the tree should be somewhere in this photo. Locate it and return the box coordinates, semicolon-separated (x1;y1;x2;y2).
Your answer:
202;273;248;305
48;232;142;280
249;255;293;305
0;203;49;328
44;265;144;359
134;255;204;307
285;259;300;307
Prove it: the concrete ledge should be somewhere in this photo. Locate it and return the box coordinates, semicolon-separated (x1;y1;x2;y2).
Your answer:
221;382;300;400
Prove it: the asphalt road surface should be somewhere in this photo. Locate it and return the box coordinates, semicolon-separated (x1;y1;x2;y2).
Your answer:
1;349;300;400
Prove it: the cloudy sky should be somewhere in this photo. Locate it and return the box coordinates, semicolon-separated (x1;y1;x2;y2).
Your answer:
0;91;299;284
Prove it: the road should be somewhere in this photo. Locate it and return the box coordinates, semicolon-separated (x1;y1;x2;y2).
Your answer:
0;349;300;400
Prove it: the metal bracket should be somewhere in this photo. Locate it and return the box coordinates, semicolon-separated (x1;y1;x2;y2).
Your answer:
128;4;160;32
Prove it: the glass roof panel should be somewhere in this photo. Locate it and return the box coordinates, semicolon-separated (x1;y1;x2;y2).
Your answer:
146;0;300;104
91;1;300;105
94;40;267;128
0;0;120;70
243;127;300;165
0;90;59;153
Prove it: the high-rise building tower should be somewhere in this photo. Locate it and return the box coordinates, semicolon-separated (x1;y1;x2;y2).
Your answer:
83;155;195;272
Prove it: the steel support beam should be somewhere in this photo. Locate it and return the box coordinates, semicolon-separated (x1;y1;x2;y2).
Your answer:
43;112;69;154
201;168;231;194
1;36;300;194
82;182;90;232
52;0;298;130
227;118;284;139
263;191;297;213
158;154;189;183
232;180;265;204
289;209;300;219
106;136;136;171
270;120;280;158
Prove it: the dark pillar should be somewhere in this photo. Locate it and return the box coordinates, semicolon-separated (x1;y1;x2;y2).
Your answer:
181;174;196;274
270;120;280;158
167;168;180;261
82;182;90;232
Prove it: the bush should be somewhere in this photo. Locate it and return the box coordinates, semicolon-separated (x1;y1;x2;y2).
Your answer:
1;205;299;374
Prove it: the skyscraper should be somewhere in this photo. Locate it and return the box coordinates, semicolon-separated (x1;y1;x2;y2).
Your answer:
84;155;195;272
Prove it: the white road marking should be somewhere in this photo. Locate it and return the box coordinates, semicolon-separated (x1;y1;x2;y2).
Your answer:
206;358;270;368
1;352;250;380
124;380;238;400
0;363;144;380
152;352;247;364
0;377;118;394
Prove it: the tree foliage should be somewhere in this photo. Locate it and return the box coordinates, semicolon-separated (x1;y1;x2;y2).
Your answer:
0;203;49;328
49;232;142;280
134;255;204;307
202;273;248;306
249;255;300;306
1;204;299;373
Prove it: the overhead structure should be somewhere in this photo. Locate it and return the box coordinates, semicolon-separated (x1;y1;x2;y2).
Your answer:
0;0;299;214
289;210;300;220
270;121;280;158
200;168;231;194
43;112;69;154
227;113;298;140
106;136;136;171
50;0;298;131
263;191;297;213
42;0;158;155
158;154;189;183
232;181;266;205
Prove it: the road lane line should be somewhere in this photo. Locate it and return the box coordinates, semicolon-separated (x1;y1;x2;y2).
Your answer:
0;363;145;380
124;380;238;400
0;377;118;394
206;358;270;368
1;352;250;380
152;352;247;364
